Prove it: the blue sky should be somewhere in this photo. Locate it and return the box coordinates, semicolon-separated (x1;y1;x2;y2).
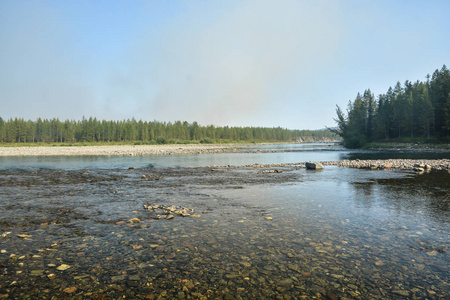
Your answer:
1;0;449;130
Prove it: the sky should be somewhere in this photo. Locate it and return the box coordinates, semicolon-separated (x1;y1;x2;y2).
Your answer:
1;0;449;130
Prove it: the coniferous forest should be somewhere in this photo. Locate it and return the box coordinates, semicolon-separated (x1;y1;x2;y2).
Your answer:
0;117;336;145
333;65;450;148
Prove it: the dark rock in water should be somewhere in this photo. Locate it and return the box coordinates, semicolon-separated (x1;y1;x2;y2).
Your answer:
259;169;283;174
127;280;139;287
305;162;324;170
222;293;234;300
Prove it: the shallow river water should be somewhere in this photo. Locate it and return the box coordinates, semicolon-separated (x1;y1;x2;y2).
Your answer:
0;144;449;299
2;143;450;171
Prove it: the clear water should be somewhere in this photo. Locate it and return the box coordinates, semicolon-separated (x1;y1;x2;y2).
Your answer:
0;144;448;299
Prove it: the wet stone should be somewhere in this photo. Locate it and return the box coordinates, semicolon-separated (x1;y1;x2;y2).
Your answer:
111;275;125;282
278;278;293;287
392;289;410;296
63;287;77;294
56;264;71;270
127;280;140;287
30;270;44;276
128;275;141;281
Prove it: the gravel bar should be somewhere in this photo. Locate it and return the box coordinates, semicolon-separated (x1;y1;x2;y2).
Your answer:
0;144;241;157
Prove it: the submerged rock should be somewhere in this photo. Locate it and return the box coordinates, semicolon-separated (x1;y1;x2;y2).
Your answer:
56;264;71;271
63;287;78;294
277;278;293;286
144;202;198;220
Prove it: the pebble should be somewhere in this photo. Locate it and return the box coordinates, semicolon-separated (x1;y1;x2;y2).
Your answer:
1;232;12;238
128;275;140;281
63;287;77;294
56;264;71;271
392;290;409;296
277;278;293;286
17;234;32;239
30;270;44;276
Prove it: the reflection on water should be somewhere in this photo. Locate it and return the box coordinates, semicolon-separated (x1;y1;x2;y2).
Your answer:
373;171;450;224
0;165;448;299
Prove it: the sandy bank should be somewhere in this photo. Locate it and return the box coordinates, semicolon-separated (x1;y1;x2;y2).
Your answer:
0;144;242;157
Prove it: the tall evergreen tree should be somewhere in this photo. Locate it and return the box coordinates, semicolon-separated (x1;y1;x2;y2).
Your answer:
334;65;450;147
430;65;450;136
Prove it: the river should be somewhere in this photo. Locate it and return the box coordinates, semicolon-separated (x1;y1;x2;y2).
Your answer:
1;143;450;171
0;143;448;299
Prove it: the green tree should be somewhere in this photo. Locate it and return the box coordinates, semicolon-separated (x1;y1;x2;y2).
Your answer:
430;65;450;136
0;117;5;142
190;122;200;140
363;89;376;141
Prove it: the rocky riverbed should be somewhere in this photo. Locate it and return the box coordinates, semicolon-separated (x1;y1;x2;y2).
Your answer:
0;162;449;299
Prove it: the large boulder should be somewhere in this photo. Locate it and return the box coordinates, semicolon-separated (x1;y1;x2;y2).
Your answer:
305;162;324;170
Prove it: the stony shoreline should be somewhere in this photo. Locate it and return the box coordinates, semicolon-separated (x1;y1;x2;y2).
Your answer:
209;159;450;172
0;144;241;157
324;159;450;172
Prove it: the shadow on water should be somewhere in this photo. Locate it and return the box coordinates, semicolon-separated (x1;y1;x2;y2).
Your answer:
350;170;450;212
369;171;450;224
344;150;450;160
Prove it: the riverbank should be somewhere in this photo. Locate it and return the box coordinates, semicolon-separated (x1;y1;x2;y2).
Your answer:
0;144;242;157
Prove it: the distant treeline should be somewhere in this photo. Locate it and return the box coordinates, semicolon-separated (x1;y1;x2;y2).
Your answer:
333;65;450;148
0;117;337;144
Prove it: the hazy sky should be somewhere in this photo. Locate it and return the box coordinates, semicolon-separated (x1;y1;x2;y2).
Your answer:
1;0;449;129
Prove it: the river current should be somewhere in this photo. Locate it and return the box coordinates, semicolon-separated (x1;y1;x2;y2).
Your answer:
0;143;448;299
